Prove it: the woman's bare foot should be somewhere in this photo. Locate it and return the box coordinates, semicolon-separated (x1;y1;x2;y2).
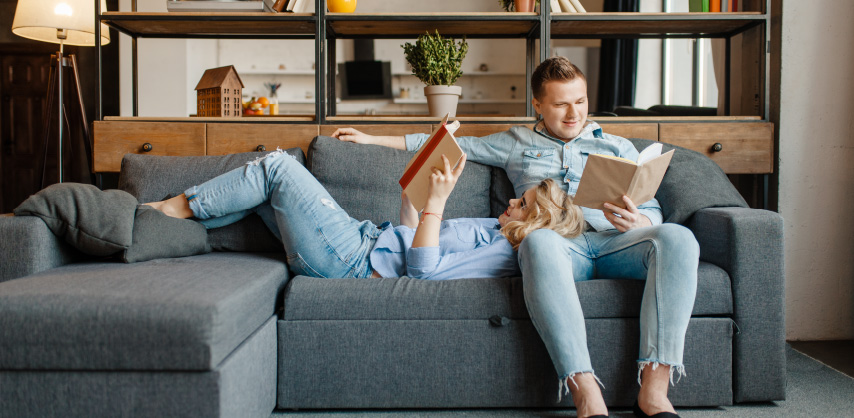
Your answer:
144;194;193;219
637;364;677;415
568;373;608;418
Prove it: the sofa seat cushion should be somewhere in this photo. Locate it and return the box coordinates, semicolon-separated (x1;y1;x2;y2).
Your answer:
282;261;731;321
0;252;289;371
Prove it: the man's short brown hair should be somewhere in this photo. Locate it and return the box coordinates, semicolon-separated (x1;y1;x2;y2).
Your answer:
531;57;586;99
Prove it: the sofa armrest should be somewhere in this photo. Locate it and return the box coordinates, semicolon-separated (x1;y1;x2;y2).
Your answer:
685;207;785;402
0;214;81;283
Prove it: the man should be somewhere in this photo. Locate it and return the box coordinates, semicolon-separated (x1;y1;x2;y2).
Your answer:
332;57;698;418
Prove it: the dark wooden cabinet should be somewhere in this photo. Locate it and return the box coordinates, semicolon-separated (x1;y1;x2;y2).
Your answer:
0;45;52;213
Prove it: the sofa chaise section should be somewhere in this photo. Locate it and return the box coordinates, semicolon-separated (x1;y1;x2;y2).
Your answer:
0;232;289;417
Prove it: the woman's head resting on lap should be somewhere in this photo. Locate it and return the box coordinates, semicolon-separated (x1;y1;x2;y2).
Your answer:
499;178;585;249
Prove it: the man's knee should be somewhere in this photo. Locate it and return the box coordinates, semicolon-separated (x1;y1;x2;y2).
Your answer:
650;224;699;257
518;228;567;258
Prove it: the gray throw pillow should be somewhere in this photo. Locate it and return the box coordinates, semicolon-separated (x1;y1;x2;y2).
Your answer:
122;205;211;263
307;136;492;226
628;138;748;224
13;183;138;256
118;150;305;252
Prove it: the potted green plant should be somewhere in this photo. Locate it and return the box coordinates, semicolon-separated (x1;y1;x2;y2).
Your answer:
498;0;538;12
402;30;469;117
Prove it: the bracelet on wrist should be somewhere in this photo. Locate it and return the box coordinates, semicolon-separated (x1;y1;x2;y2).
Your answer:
421;212;443;222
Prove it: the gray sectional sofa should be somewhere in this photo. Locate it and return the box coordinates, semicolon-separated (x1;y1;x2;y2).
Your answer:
0;135;785;417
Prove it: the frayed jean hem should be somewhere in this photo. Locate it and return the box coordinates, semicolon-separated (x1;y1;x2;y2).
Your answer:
557;371;603;403
637;360;686;386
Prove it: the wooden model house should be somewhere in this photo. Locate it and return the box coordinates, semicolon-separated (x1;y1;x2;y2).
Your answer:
194;65;244;117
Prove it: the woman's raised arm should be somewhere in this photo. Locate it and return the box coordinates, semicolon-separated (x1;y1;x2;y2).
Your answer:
411;153;467;249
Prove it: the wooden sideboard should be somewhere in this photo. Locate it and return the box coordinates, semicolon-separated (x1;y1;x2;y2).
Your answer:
93;119;773;175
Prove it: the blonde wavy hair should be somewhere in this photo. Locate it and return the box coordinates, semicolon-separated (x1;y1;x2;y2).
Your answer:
501;178;585;250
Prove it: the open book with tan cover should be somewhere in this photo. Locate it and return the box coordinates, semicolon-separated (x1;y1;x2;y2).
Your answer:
399;114;463;212
573;143;674;210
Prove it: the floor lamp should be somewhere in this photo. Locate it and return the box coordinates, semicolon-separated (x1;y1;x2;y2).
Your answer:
11;0;110;185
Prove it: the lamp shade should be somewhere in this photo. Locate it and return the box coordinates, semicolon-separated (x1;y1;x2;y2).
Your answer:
12;0;110;46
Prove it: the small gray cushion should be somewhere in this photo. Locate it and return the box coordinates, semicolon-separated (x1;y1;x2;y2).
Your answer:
13;183;138;256
119;150;305;252
122;205;211;263
307;136;492;225
629;138;748;224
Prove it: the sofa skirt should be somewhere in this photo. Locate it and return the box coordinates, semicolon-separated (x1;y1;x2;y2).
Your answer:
0;316;277;418
276;317;733;409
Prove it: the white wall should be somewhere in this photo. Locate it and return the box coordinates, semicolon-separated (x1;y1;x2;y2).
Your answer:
779;0;854;340
119;0;192;116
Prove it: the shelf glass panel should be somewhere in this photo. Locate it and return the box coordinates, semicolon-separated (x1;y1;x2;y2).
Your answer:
101;12;316;37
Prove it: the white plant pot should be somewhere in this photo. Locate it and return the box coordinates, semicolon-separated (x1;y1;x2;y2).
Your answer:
424;85;462;117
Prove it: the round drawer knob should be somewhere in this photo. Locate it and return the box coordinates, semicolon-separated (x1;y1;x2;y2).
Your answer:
142;143;153;152
712;142;723;152
256;145;266;152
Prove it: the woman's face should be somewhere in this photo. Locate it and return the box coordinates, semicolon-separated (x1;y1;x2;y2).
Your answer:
499;187;536;227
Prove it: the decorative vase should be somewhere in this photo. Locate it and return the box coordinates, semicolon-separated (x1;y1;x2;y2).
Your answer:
327;0;357;13
424;85;462;118
514;0;535;12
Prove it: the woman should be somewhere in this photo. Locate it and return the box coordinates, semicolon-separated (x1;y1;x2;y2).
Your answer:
146;149;584;280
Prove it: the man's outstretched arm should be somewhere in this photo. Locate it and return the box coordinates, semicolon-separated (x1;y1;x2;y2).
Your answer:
330;127;406;150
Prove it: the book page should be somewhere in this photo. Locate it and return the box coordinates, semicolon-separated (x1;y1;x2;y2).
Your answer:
637;142;663;165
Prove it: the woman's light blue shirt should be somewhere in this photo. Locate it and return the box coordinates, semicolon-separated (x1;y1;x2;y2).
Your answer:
404;121;663;232
369;218;520;280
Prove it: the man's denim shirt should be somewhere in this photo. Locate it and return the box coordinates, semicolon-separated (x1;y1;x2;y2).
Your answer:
404;121;663;232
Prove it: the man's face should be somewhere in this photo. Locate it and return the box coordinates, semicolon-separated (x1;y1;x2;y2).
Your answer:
532;78;589;142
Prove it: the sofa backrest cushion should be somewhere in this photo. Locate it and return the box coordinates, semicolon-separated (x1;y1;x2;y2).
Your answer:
490;168;516;219
118;150;305;252
307;136;493;226
628;138;748;224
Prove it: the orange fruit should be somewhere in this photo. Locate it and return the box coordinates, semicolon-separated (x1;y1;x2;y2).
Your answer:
257;97;269;108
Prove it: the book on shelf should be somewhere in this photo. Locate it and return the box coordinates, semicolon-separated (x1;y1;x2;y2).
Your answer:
288;0;313;12
572;143;674;211
703;0;710;12
711;0;721;12
689;0;703;12
166;0;275;12
272;0;288;12
549;0;561;13
399;114;464;212
557;0;577;13
568;0;586;13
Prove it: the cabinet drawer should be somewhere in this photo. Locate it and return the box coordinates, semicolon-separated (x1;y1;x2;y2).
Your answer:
659;122;773;174
207;124;319;156
597;123;658;141
93;121;206;172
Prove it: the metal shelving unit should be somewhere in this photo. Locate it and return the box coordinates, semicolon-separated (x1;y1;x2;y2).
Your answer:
95;1;771;123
